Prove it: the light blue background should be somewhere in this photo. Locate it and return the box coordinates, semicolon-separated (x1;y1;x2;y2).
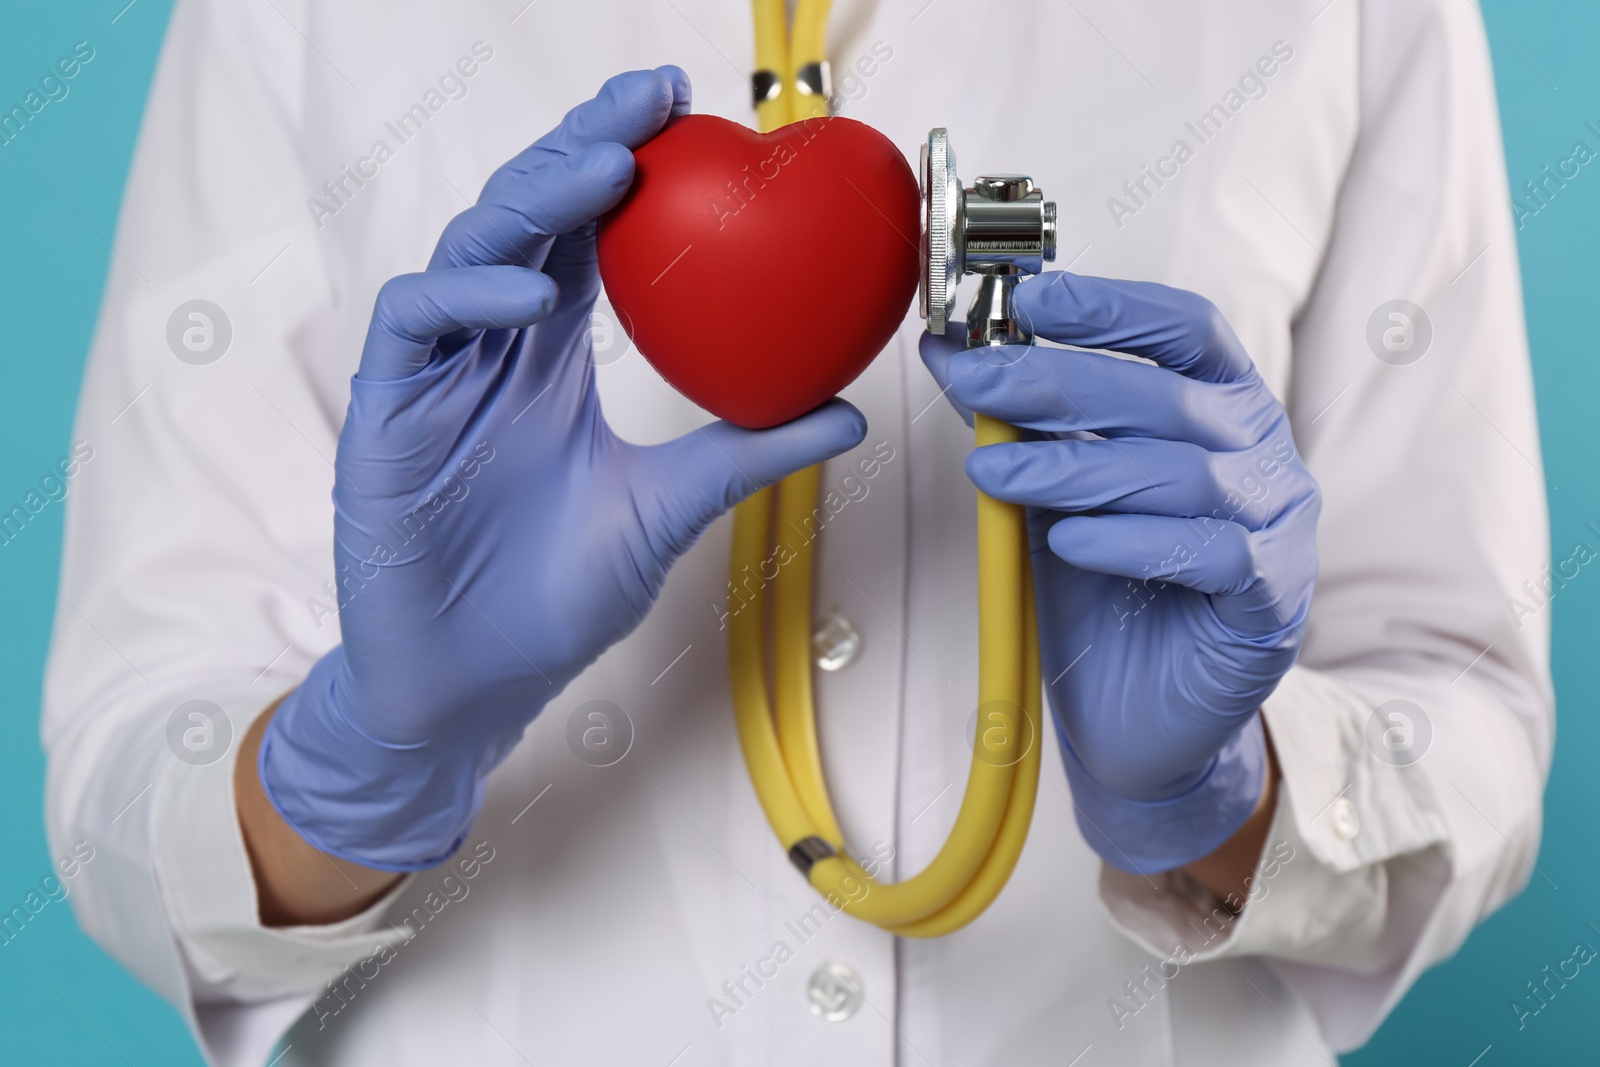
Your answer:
0;2;1593;1062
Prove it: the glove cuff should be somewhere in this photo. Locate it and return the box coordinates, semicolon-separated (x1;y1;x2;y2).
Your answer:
258;651;485;871
1059;713;1267;875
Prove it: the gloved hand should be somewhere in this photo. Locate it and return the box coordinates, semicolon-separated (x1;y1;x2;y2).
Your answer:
260;67;866;871
922;272;1320;874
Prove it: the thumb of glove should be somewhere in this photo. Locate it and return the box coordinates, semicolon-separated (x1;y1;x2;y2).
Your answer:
630;399;868;564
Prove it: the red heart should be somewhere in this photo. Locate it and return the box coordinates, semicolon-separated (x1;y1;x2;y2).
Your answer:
598;114;921;429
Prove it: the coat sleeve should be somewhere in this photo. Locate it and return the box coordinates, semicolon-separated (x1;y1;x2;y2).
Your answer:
41;2;409;1064
1097;0;1553;1051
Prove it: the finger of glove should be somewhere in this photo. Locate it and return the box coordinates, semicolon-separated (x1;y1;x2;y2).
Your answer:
360;266;558;383
1046;513;1260;598
969;437;1304;530
428;142;635;270
917;329;976;428
430;63;684;270
1049;511;1310;641
1013;272;1254;384
479;66;688;198
1205;502;1318;639
540;224;603;308
946;345;1269;452
634;400;868;560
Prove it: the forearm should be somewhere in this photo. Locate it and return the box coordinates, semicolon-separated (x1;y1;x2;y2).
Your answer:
1181;717;1280;907
236;697;402;926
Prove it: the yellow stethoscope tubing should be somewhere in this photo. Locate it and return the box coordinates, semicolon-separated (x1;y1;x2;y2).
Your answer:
730;0;1042;937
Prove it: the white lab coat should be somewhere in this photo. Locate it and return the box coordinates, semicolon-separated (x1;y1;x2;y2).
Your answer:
43;0;1552;1064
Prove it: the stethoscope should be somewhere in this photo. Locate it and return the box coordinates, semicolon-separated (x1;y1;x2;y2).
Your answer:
730;0;1058;936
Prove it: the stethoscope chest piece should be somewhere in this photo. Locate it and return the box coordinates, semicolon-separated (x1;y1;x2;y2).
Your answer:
919;128;1058;348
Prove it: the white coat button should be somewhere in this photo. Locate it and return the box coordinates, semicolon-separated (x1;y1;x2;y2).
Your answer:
812;612;863;672
1330;796;1360;840
806;961;864;1021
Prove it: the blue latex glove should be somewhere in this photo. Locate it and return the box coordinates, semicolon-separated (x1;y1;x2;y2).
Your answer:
260;67;866;871
922;272;1320;874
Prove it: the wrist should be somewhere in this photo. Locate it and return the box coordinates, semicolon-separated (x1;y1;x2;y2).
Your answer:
1181;742;1279;906
259;650;487;871
237;703;405;924
1059;713;1268;875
